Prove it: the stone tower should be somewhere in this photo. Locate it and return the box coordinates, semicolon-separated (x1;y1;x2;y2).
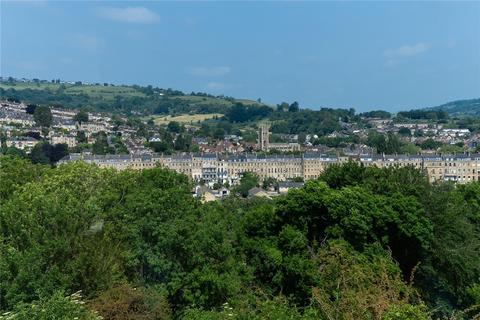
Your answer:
258;123;270;151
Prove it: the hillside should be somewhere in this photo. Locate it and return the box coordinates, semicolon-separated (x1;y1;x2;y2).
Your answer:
427;98;480;117
0;80;265;116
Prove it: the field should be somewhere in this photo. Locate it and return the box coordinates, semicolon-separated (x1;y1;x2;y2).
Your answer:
0;82;145;100
0;81;271;115
151;113;224;125
176;95;259;105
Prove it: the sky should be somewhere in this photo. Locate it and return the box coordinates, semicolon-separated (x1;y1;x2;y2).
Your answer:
1;1;479;112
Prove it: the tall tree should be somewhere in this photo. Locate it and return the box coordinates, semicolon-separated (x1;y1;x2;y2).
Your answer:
73;110;89;124
33;105;53;127
288;101;300;112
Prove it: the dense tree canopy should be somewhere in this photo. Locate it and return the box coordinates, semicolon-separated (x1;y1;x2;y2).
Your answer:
0;156;478;319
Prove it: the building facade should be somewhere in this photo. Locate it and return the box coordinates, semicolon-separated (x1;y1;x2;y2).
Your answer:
59;152;480;185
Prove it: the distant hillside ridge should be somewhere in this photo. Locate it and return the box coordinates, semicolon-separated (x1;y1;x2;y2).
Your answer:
426;98;480;117
0;78;268;116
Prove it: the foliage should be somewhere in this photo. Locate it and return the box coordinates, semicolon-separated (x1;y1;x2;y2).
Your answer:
33;105;53;127
29;142;69;164
382;304;430;320
419;138;442;150
312;240;422;320
234;172;260;197
367;131;403;154
225;102;272;123
360;110;392;119
397;110;448;120
0;156;48;203
0;163;125;308
1;158;479;319
0;291;101;320
428;98;480;118
417;183;480;316
269;108;355;135
74;110;89;123
88;284;171;320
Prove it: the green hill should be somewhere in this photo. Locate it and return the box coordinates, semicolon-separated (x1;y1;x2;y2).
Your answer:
427;98;480;117
0;80;265;116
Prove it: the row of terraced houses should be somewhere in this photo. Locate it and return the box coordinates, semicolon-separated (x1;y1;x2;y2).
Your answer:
59;153;480;185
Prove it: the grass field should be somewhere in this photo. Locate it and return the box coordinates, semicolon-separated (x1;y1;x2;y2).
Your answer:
0;81;270;110
173;96;264;107
0;82;145;100
151;113;224;125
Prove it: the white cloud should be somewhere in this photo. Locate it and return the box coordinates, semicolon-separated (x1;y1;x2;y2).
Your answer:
98;7;159;24
384;43;431;58
189;66;231;77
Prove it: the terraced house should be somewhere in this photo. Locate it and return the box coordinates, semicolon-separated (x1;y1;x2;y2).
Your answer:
59;153;480;185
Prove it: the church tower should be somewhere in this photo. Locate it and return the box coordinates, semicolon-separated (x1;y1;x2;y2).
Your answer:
258;123;270;151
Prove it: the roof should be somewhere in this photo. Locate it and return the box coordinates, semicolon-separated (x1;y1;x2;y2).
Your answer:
248;187;270;198
278;181;304;189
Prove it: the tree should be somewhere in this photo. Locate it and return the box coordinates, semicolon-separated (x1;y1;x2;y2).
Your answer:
149;141;172;153
49;143;69;162
0;163;124;309
4;146;26;158
155;104;170;114
0;155;48;203
29;142;51;164
262;177;278;190
398;127;412;136
288;101;300;112
174;134;192;151
25;104;38;114
417;183;480;315
92;132;110;155
276;102;289;112
29;142;69;164
77;131;87;143
420;138;442;150
367;131;403;154
276;179;432;274
33;105;53;127
360;110;391;119
401;143;420;155
73;110;89;123
167;121;182;133
312;240;426;320
234;172;259;197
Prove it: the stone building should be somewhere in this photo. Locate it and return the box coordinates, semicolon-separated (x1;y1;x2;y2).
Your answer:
257;122;301;152
59;152;480;185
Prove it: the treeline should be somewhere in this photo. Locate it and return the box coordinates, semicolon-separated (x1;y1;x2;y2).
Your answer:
0;87;232;116
270;108;356;135
1;157;479;319
360;110;392;119
397;109;449;120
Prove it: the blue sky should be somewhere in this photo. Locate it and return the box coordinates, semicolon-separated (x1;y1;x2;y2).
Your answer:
1;1;479;112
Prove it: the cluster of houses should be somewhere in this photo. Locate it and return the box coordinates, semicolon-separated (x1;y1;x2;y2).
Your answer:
0;101;116;152
364;117;477;147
